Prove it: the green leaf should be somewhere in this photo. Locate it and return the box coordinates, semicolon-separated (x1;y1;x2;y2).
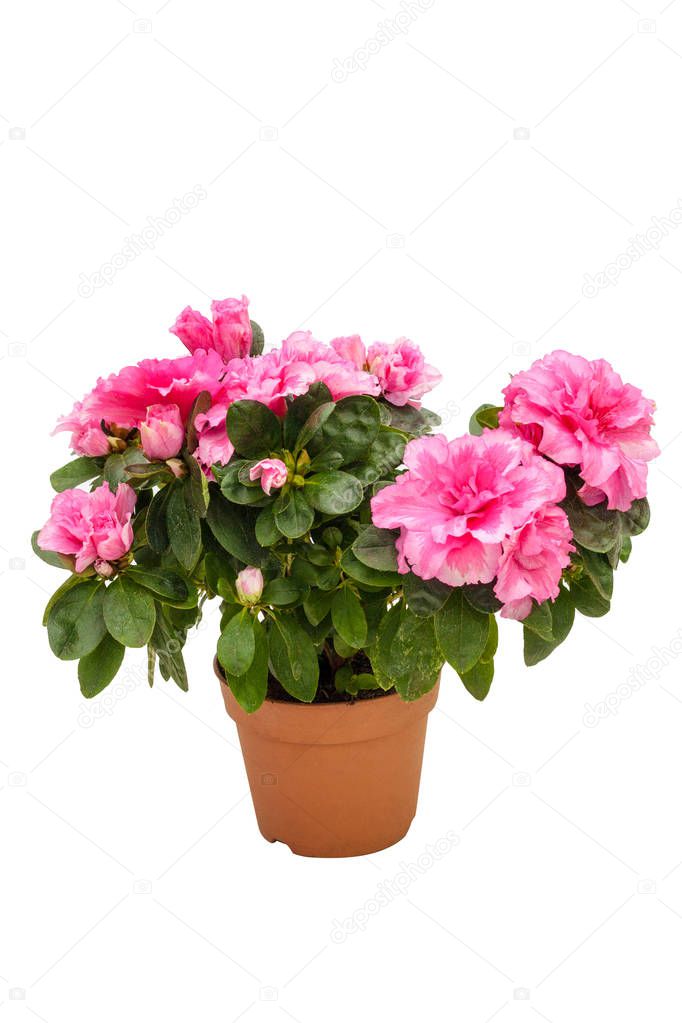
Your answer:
261;578;306;607
523;600;554;641
295;401;336;454
303;588;335;626
225;617;268;713
220;461;268;505
78;634;125;697
47;580;107;660
255;504;281;546
227;400;281;457
569;575;611;618
249;320;265;357
404;573;451;618
42;573;91;627
372;605;442;701
462;583;503;614
186;453;210;516
304;471;364;515
32;530;74;571
146;487;170;553
523;585;575;666
274;488;315;538
268;615;319;701
104;447;149;491
468;404;502;436
152;610;188;691
386;404;441;436
435;590;490;673
576;546;613;600
125;567;190;605
166;481;202;573
50;456;101;493
340;549;401;589
185;390;212;454
352;526;400;572
458;657;494;701
312;395;381;463
206;492;262;565
218;609;256;676
103;576;156;647
364;428;406;477
332;586;367;648
283;383;334;449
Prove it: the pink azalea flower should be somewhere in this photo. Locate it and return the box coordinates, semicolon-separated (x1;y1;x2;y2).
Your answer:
494;504;575;621
53;403;112;457
371;431;568;590
282;332;380;400
194;402;234;476
170;295;253;362
139;403;185;461
250;458;288;495
331;335;441;406
38;483;136;574
499;350;660;512
54;350;226;455
220;348;316;415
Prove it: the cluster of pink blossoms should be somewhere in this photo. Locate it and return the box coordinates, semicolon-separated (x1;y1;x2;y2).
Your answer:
499;350;659;512
38;483;136;576
54;295;442;478
371;431;575;620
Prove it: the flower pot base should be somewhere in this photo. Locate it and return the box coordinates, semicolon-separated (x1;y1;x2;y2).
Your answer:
218;671;439;858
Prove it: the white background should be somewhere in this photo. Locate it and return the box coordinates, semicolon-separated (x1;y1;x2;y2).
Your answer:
2;1;682;1019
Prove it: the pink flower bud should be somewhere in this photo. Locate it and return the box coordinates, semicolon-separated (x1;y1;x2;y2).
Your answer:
235;567;264;605
94;558;114;578
139;403;185;461
249;457;288;496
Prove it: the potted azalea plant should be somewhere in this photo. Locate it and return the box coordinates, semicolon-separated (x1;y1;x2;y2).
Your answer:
34;296;659;857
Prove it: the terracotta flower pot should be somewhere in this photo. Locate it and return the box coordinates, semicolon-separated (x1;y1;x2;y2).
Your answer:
217;664;439;858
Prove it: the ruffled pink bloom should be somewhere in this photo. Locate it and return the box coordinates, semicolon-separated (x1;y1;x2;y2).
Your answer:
500;350;659;512
250;458;288;495
170;295;252;362
494;504;574;620
371;431;568;590
283;333;380;400
38;483;136;574
220;348;316;416
53;403;112;457
331;335;441;406
54;350;226;454
139;403;185;461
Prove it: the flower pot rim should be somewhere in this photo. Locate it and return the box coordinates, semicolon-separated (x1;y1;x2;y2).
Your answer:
216;658;440;745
